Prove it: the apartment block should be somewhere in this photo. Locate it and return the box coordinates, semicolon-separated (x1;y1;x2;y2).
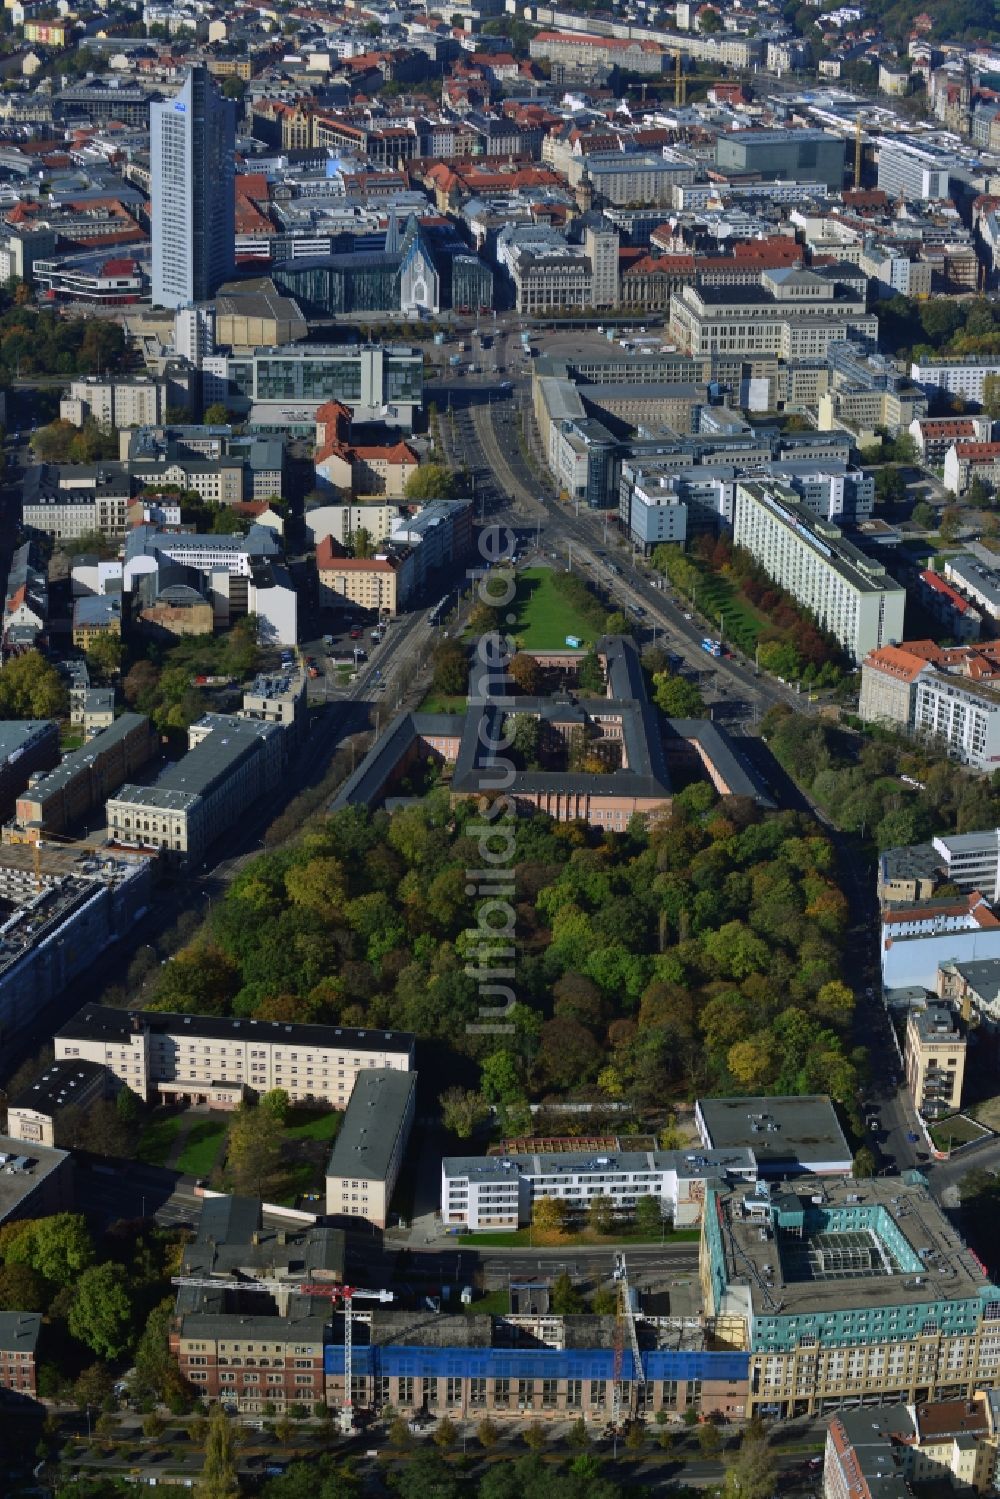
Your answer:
861;643;1000;773
944;444;1000;498
824;1400;998;1499
325;1068;416;1228
701;1174;1000;1418
910;358;1000;406
0;1132;72;1229
316;537;414;616
881;892;1000;991
60;376;167;430
668;269;877;360
54;1006;415;1109
0;1313;40;1398
0;720;60;819
732;483;906;664
14;712;157;838
105;713;284;867
905;1003;966;1119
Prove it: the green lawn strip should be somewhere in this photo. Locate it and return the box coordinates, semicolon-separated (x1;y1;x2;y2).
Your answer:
136;1113;186;1167
509;569;600;650
928;1115;989;1151
457;1227;700;1247
417;692;468;714
463;1288;510;1315
176;1119;228;1176
283;1109;342;1144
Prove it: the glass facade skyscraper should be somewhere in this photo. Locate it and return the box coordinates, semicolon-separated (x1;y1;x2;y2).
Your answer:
151;67;235;310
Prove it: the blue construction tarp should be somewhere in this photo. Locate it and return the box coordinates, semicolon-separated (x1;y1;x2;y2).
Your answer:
324;1344;749;1383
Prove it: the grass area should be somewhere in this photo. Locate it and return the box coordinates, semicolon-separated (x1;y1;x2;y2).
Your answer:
417;691;467;715
136;1113;186;1167
176;1119;228;1176
463;1287;510;1316
506;568;599;650
689;566;763;656
458;1227;702;1247
283;1109;342;1144
971;1094;1000;1132
929;1114;991;1151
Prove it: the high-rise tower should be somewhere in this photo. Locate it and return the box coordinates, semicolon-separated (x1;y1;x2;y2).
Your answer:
151;66;235;310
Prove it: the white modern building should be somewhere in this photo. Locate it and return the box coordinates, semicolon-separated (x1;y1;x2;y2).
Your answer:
876;139;953;202
733;482;906;663
151;66;235;309
202;344;423;431
442;1145;756;1232
909;357;1000;406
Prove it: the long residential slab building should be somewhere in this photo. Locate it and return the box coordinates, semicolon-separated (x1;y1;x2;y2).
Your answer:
54;1005;415;1110
733;482;906;663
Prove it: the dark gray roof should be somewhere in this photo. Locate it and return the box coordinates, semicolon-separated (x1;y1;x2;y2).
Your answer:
57;1003;415;1057
664;719;776;807
326;1068;416;1185
0;1311;41;1353
9;1057;106;1114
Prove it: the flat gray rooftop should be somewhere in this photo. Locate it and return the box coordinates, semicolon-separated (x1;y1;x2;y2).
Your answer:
697;1095;851;1170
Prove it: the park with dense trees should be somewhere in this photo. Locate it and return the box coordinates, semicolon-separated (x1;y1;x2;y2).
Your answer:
141;781;859;1130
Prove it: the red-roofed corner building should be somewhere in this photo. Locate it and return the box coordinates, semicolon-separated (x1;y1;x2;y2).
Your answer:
944;442;1000;497
882;888;1000;989
316;535;414;615
909;415;992;465
313;400;418;499
917;570;982;641
860;642;1000;773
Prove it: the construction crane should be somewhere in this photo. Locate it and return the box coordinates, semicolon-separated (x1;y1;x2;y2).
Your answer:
172;1275;393;1431
610;1253;644;1428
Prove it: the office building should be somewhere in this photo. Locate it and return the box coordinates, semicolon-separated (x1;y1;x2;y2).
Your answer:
325;1069;417;1228
0;844;151;1044
700;1173;1000;1417
170;1196;343;1414
714;129;846;190
0;1132;72;1230
694;1096;852;1177
732;483;906;664
202;344;422;432
14;713;156;839
905;1003;966;1119
105;713;285;868
669;269;877;360
443;1144;756;1233
55;1006;415;1110
151;66;235;309
877;140;952;203
0;1312;40;1398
